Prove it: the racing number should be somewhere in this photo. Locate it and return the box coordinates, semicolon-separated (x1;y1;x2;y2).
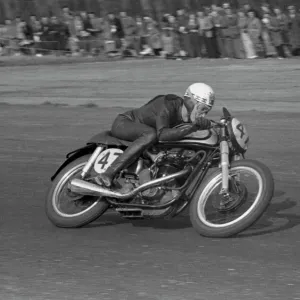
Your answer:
236;123;245;139
97;152;121;170
233;118;249;150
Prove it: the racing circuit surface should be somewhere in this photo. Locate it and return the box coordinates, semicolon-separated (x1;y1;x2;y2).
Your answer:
1;59;300;300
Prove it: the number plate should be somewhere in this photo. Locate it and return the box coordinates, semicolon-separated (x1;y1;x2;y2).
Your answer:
94;148;124;174
231;118;249;151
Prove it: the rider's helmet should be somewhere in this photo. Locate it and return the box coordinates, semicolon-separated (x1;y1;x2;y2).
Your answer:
184;83;215;122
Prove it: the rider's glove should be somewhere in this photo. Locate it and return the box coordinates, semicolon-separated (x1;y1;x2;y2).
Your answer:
195;117;212;130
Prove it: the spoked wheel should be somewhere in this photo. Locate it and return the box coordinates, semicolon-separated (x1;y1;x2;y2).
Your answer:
46;155;109;228
190;159;274;238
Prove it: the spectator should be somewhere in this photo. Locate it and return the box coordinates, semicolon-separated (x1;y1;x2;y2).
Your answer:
107;13;124;50
29;15;40;34
267;10;286;58
1;3;299;61
274;8;291;56
30;17;43;56
211;4;218;12
247;10;264;57
261;12;277;57
16;17;24;41
168;15;180;56
261;3;270;14
223;8;243;59
140;16;155;56
197;11;207;58
88;12;103;55
212;8;227;58
61;12;78;55
80;11;93;55
120;11;138;55
161;27;174;58
176;9;189;56
187;13;201;58
287;6;300;56
135;16;145;52
238;10;257;58
147;22;162;56
62;6;71;16
1;19;17;55
223;3;230;10
161;13;170;28
49;16;69;54
19;20;34;55
243;4;252;14
40;17;51;55
73;14;83;37
12;16;25;55
202;10;218;58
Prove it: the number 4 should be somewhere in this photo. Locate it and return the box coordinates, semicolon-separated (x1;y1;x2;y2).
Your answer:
97;152;110;170
97;151;122;170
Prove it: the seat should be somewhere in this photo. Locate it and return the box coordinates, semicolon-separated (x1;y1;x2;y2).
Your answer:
88;131;132;147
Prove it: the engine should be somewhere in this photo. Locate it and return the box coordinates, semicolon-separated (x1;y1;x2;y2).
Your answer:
113;148;197;206
112;147;205;219
138;148;196;203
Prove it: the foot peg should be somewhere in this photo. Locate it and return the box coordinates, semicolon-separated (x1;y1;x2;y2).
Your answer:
94;174;112;187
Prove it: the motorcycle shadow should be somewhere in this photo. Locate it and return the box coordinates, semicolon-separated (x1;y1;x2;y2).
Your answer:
237;190;300;238
87;190;300;236
130;214;192;230
87;212;192;230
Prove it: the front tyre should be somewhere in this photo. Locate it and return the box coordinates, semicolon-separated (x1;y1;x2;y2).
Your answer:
46;155;109;228
190;159;274;238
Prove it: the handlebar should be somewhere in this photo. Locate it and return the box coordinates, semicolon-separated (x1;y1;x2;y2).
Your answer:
210;120;224;129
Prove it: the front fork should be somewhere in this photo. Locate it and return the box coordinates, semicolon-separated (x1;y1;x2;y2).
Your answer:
218;121;230;199
80;146;104;179
218;124;242;201
220;140;230;196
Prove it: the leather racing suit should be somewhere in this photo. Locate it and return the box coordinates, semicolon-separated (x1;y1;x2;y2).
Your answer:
98;94;210;186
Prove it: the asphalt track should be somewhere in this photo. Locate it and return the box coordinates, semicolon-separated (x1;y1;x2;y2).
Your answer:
0;59;300;300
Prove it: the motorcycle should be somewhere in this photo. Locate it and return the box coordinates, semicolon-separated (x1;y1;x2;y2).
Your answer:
46;107;274;237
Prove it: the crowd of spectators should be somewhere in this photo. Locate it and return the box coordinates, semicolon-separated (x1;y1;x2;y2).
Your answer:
0;2;300;60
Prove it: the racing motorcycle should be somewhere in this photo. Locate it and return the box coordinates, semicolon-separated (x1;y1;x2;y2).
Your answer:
46;107;274;237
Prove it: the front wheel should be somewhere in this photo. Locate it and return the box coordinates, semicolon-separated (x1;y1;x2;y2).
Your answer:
46;155;109;228
189;159;274;238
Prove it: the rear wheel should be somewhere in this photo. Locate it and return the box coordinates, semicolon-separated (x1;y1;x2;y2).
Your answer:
45;155;109;228
189;159;274;237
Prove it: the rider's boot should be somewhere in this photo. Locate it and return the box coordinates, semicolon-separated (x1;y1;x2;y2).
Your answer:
94;131;157;188
94;142;143;188
94;166;116;188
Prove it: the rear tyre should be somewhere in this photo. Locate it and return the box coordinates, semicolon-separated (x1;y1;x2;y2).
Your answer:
46;155;109;228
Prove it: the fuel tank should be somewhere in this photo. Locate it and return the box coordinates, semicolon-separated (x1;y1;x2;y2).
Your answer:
164;129;219;146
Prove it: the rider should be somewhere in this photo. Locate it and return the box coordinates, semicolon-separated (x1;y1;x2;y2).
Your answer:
94;82;215;188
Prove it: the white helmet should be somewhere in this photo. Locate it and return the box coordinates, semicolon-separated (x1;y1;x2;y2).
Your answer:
184;83;215;108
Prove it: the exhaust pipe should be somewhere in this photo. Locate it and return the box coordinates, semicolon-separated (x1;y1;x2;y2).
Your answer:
69;166;192;200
